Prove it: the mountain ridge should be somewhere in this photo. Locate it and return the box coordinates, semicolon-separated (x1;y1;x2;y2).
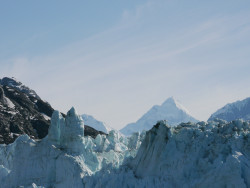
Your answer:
208;97;250;122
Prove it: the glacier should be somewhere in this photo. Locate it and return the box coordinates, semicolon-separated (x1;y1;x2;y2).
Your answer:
0;107;143;187
0;107;250;188
85;119;250;188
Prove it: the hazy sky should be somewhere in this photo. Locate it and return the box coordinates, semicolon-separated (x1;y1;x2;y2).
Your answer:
1;0;250;130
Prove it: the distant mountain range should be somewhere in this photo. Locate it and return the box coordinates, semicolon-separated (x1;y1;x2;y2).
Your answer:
208;97;250;122
1;77;250;143
120;97;198;135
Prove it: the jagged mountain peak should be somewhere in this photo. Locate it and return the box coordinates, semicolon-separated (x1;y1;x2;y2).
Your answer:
0;77;41;100
162;96;190;114
162;96;175;103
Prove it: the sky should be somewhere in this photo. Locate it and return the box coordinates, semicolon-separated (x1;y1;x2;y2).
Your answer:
0;0;250;130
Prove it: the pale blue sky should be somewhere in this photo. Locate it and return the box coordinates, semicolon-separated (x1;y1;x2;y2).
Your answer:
1;0;250;129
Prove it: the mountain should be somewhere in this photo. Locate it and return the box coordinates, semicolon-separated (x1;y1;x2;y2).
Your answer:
208;97;250;122
82;114;112;134
0;77;53;144
120;97;198;135
1;114;249;187
0;77;105;144
0;77;41;100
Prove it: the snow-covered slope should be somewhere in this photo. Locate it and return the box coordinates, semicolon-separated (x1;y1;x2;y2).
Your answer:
120;97;198;135
208;97;250;122
82;114;112;134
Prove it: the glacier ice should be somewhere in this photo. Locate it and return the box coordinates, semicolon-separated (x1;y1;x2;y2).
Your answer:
0;107;250;188
84;120;250;188
0;107;143;187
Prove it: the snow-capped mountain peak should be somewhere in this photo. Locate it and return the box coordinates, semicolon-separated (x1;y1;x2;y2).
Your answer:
120;97;198;136
208;97;250;122
162;96;190;115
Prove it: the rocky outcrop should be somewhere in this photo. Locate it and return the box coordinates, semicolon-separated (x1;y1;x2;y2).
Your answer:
0;84;52;144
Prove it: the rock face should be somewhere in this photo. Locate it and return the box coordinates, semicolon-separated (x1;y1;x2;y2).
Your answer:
0;77;106;144
0;77;40;99
84;125;107;139
0;80;53;144
120;97;198;136
208;97;250;122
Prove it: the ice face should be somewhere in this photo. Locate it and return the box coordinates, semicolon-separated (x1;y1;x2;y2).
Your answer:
61;107;85;152
48;107;85;152
48;110;64;145
84;120;250;188
0;107;143;187
1;108;250;188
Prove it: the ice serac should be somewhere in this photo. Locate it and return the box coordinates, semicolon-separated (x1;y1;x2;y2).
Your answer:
48;110;65;145
62;107;85;152
48;107;85;152
120;97;198;135
130;120;250;187
208;97;250;122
